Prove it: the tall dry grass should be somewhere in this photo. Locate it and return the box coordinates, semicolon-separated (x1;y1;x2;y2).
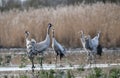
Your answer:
0;3;120;48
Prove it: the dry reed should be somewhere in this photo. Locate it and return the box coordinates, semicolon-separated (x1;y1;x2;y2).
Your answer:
0;3;120;48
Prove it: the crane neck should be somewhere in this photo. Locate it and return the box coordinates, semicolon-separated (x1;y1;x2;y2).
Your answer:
97;33;100;38
47;26;51;35
45;34;50;40
97;32;101;40
81;31;85;39
45;27;51;41
25;33;30;42
52;30;55;38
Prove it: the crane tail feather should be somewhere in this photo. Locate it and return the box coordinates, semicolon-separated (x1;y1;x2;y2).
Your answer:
97;44;103;56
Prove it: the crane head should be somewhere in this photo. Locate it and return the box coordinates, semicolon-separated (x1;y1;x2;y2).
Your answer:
97;31;101;34
80;30;84;34
48;23;53;28
77;30;84;36
25;31;30;37
78;30;84;38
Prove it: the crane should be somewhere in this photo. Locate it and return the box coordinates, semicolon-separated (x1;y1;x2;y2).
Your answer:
52;28;66;66
25;31;36;71
87;31;102;56
33;23;52;68
25;23;52;70
80;30;102;64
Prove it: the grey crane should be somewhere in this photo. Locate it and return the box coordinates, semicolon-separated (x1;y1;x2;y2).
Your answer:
33;23;52;68
52;28;66;66
87;31;102;56
25;31;36;72
25;23;52;70
80;30;102;63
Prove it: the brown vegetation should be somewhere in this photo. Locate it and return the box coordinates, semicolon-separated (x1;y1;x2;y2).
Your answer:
0;3;120;48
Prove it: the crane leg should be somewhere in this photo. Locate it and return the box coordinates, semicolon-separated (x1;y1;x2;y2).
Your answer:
64;55;67;66
39;55;43;68
85;49;91;64
29;56;35;72
29;57;35;68
87;52;91;64
93;53;96;64
94;56;96;64
92;53;96;68
55;55;57;67
31;59;35;68
59;54;64;67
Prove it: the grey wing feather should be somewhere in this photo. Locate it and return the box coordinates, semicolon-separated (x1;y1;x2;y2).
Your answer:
34;41;49;52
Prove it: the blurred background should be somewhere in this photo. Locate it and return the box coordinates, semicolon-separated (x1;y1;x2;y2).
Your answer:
0;0;120;11
0;0;120;48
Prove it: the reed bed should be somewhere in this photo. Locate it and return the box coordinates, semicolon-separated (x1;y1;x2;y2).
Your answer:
0;3;120;48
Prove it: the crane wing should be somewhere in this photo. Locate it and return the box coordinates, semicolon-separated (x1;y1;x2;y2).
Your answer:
55;40;66;54
91;37;99;48
34;41;49;53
